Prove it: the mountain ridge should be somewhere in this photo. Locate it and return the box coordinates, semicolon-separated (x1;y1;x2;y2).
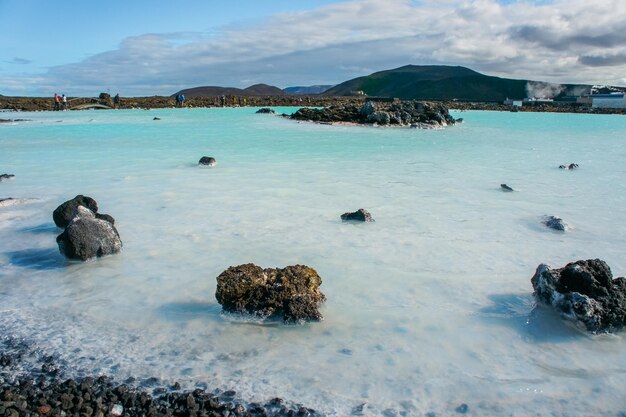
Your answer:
323;65;592;101
173;83;285;98
171;65;626;101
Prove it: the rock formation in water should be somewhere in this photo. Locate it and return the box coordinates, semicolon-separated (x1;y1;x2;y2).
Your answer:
53;195;114;228
56;206;122;261
0;174;15;181
543;215;568;231
215;263;326;323
340;208;374;222
559;163;579;170
531;259;626;332
198;156;216;166
289;100;456;128
500;184;514;192
255;108;275;114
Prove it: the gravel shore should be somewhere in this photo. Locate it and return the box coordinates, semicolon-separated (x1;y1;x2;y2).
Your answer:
0;336;319;417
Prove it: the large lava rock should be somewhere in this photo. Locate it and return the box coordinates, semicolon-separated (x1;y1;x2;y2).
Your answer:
56;206;122;261
341;208;374;222
198;156;216;166
289;100;456;128
256;108;275;114
215;263;326;323
531;259;626;332
53;195;114;228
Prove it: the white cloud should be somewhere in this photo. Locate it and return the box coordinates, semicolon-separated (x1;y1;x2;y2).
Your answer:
3;0;626;96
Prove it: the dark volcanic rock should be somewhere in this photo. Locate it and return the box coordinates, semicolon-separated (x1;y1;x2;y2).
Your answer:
56;206;122;261
198;156;216;166
543;215;568;231
0;352;321;417
0;174;15;181
0;119;30;123
559;163;579;170
256;107;276;114
341;208;374;222
215;263;326;323
95;212;116;225
53;195;99;228
500;184;514;192
289;100;456;128
531;259;626;332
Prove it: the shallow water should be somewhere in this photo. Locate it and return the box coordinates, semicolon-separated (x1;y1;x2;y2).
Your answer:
1;108;625;416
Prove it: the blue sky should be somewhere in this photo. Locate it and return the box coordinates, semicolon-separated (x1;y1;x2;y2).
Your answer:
1;0;625;96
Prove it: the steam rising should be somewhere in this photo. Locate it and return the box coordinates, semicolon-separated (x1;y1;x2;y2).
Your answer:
525;81;565;99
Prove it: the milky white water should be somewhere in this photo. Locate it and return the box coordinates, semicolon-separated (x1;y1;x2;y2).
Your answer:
1;108;625;416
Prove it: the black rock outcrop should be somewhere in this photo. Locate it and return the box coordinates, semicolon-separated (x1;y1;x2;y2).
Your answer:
531;259;626;332
198;156;216;166
500;184;514;192
289;100;456;128
0;173;15;181
56;206;122;261
559;163;579;170
53;195;104;228
341;208;374;222
543;215;567;231
256;108;275;114
215;263;326;323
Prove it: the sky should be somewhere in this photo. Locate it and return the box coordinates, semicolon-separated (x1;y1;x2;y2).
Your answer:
1;0;626;97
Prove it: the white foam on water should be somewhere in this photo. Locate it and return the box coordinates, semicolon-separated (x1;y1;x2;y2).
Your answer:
1;108;626;416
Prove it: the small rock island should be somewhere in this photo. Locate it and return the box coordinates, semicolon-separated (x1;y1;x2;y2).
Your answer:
289;99;457;128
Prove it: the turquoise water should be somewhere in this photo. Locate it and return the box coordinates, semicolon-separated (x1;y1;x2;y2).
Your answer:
1;108;625;416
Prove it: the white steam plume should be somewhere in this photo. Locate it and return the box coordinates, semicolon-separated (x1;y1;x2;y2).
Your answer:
525;81;565;99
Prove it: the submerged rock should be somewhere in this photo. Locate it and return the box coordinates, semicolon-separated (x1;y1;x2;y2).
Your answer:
0;173;15;181
0;197;37;207
559;163;579;170
531;259;626;332
0;119;29;123
53;195;101;228
198;156;216;166
56;206;122;261
500;184;514;192
341;208;374;222
255;108;275;114
543;215;568;231
215;263;326;323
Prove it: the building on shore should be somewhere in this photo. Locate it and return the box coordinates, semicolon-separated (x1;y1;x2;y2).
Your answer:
504;98;523;107
578;93;626;109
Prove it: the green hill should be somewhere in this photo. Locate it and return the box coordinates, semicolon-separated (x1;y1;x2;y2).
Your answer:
324;65;585;101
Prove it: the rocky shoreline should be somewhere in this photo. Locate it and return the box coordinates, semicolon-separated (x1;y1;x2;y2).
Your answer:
0;336;319;417
2;95;626;115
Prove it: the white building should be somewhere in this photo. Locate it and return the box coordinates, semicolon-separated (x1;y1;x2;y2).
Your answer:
589;93;626;109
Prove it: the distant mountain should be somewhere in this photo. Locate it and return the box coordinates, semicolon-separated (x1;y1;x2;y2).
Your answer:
173;83;284;98
323;65;591;101
283;85;334;95
243;84;285;96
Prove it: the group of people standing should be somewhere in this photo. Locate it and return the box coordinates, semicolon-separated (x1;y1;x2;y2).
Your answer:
53;93;68;111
